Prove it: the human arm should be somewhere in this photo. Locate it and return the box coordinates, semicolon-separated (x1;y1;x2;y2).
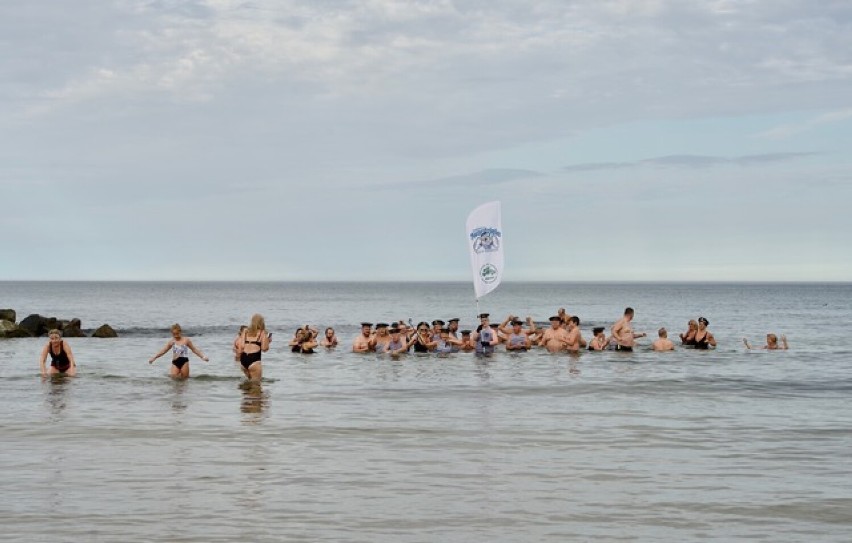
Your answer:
781;335;788;349
39;344;49;376
186;339;209;361
261;330;271;352
149;340;174;364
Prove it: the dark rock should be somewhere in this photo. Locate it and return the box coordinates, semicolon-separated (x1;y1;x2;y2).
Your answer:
62;324;86;338
92;324;118;338
43;317;59;332
19;314;47;336
0;309;15;322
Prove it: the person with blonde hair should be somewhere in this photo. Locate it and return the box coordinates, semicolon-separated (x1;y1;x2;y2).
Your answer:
39;329;78;377
743;333;788;350
235;314;271;380
149;323;209;378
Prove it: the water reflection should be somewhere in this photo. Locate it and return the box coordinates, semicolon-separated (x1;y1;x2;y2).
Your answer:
171;379;188;413
45;374;71;418
240;381;269;422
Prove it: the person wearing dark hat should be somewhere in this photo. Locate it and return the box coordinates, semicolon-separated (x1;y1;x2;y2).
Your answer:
693;317;716;349
370;323;391;352
504;318;531;351
407;321;437;353
431;319;445;341
473;313;490;344
540;315;570;353
611;307;646;352
435;327;456;354
588;327;608;351
475;320;499;355
447;318;461;342
385;326;408;355
353;322;374;353
458;330;476;352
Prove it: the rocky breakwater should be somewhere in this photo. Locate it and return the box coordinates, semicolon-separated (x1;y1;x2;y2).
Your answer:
0;309;118;339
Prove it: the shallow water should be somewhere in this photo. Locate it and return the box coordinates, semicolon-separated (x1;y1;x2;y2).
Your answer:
1;282;851;541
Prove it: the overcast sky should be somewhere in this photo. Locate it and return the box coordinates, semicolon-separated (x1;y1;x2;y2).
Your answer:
2;0;851;281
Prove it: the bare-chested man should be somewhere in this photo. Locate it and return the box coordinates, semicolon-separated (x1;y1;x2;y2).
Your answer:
352;322;374;353
652;328;675;351
370;322;391;352
458;330;476;352
611;307;646;352
743;333;788;350
540;316;571;353
564;316;584;352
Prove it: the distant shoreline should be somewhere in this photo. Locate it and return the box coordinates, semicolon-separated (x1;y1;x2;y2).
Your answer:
1;279;850;285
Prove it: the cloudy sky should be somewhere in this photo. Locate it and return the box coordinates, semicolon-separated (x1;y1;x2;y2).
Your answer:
2;0;851;281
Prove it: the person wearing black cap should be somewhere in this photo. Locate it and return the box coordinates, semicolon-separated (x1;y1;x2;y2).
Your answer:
385;326;408;355
431;319;445;341
473;313;490;343
503;318;532;351
406;321;437;353
458;330;476;352
611;307;646;352
370;323;391;352
588;327;608;351
693;317;716;349
353;322;374;353
540;315;570;352
475;318;498;355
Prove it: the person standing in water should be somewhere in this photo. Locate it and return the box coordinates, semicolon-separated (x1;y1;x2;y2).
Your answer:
611;307;646;352
149;323;209;378
679;320;698;346
320;327;339;348
39;329;78;377
743;333;788;350
693;317;717;349
235;314;271;381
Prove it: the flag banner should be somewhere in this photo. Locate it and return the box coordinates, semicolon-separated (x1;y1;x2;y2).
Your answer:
466;201;503;299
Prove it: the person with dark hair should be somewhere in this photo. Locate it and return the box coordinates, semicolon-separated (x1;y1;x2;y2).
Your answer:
352;322;374;353
694;317;716;349
407;322;437;353
565;316;585;352
540;315;570;353
588;327;608;351
611;307;646;352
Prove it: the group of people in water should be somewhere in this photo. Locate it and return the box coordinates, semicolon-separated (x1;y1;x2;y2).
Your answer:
37;308;787;379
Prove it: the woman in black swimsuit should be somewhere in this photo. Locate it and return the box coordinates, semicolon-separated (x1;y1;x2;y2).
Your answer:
679;320;698;346
289;327;318;354
235;314;271;381
694;317;717;350
39;329;77;377
406;321;436;353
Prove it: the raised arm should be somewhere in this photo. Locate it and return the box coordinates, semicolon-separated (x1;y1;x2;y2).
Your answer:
781;335;788;350
261;331;271;352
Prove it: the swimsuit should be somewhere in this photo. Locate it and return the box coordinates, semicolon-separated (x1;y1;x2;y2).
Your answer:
694;333;710;350
49;342;71;372
435;340;453;354
412;337;430;353
508;334;527;351
476;329;495;355
172;343;190;369
385;339;405;352
614;345;633;352
240;334;263;369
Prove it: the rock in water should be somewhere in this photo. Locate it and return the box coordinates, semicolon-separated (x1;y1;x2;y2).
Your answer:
0;309;15;322
19;314;47;336
92;324;118;338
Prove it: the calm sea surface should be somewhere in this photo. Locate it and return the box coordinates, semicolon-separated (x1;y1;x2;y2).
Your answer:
1;281;850;542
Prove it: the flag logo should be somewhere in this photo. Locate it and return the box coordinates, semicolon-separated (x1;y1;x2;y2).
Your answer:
480;263;498;283
470;227;501;254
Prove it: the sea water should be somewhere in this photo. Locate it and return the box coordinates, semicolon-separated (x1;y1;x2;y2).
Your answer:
0;281;850;542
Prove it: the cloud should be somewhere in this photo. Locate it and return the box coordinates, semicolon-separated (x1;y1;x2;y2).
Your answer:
562;152;818;172
369;168;544;191
755;108;852;140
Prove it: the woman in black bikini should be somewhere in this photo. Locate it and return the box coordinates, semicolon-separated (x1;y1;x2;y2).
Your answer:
694;317;717;350
235;314;271;381
289;327;318;354
39;329;77;377
149;323;209;378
